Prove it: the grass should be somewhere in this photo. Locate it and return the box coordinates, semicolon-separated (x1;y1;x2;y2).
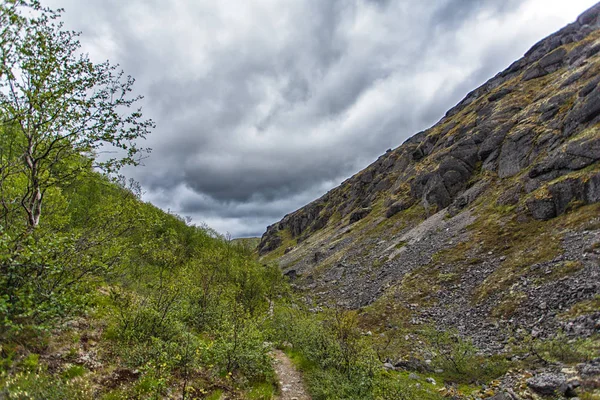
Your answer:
285;349;448;400
358;293;413;334
559;295;600;320
399;267;441;306
431;242;471;265
260;228;297;263
246;382;276;400
205;389;224;400
61;364;87;380
534;260;583;284
491;292;527;319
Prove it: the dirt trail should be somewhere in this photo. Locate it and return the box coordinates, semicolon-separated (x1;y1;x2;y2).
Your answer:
272;350;310;400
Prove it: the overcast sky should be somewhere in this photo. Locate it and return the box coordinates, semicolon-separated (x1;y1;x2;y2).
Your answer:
47;0;598;237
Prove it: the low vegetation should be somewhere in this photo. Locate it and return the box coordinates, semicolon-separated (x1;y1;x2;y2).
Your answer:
2;1;600;399
0;2;284;398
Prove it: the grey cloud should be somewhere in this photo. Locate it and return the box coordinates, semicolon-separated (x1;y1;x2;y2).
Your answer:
431;0;519;29
46;0;599;236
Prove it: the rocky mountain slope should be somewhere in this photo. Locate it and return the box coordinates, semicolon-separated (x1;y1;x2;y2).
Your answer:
259;3;600;353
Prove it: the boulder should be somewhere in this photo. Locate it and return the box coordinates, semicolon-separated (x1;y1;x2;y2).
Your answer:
497;128;534;178
526;373;567;396
577;2;600;26
530;136;600;179
349;208;371;224
538;47;567;69
447;144;480;169
488;88;513;102
284;269;298;280
383;362;395;370
361;171;374;184
527;173;600;220
449;180;490;215
439;158;472;196
416;173;452;210
565;85;600;134
585;173;600;203
527;197;556;220
386;199;413;218
523;64;548;81
579;77;599;97
258;234;282;255
539;92;574;121
478;121;514;163
548;178;584;215
394;358;431;372
578;86;600;123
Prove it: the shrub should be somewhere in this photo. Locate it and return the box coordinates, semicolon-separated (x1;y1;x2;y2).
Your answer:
420;327;509;383
205;313;274;383
533;332;598;364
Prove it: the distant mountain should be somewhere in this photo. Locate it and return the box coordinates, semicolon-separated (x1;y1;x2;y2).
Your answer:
259;2;600;351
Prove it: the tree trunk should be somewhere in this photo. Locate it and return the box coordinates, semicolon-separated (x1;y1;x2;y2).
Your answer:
24;138;42;229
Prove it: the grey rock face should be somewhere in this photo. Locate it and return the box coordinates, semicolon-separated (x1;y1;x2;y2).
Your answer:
526;198;556;220
565;85;600;135
522;64;548;81
577;2;600;26
488;88;513;102
527;172;600;220
539;47;567;69
258;229;282;255
257;5;600;353
478;121;514;166
449;180;489;215
349;208;371;224
259;2;600;250
530;136;600;180
498;128;534;178
386;199;413;218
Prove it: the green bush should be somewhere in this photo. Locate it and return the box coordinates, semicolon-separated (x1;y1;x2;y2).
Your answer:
420;327;509;383
205;313;274;383
373;371;443;400
523;332;600;364
18;354;39;373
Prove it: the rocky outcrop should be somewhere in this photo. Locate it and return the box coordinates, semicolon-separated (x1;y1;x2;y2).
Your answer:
258;3;600;359
259;4;600;254
526;173;600;220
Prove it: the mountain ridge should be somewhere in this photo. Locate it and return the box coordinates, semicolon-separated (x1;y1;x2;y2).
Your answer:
258;2;600;351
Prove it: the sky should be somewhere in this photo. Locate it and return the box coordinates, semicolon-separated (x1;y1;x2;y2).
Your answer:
46;0;599;237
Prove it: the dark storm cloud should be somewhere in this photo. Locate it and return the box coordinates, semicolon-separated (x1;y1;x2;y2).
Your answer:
46;0;598;236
